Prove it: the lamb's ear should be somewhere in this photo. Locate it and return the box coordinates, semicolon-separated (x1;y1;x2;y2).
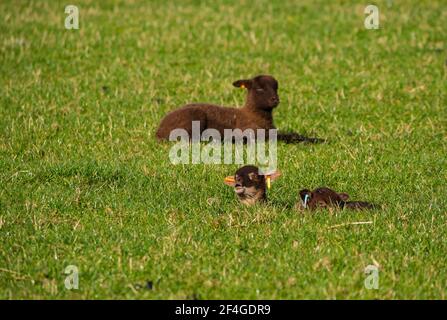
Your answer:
266;170;281;182
338;193;349;201
233;79;252;89
224;176;236;187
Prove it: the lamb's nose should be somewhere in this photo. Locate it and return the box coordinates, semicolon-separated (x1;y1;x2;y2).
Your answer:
271;97;279;104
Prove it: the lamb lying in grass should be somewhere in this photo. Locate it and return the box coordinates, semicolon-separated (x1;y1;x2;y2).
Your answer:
223;166;376;210
156;75;323;143
296;187;376;211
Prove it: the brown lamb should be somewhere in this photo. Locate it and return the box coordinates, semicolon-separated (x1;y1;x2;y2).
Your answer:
156;75;323;143
297;187;376;211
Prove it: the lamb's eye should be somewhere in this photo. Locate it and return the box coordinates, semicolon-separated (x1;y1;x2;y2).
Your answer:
248;172;257;180
256;88;264;92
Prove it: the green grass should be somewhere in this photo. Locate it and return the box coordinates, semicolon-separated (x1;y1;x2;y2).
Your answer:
0;0;446;299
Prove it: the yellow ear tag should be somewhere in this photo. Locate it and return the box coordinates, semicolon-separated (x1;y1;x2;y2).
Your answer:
240;84;245;89
266;176;271;189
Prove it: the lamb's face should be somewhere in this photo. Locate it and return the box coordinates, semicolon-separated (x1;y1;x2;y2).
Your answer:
233;75;280;110
233;165;266;199
224;165;266;205
249;75;280;110
224;165;281;205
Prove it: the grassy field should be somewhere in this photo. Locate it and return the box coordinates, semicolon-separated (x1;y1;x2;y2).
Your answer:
0;0;446;299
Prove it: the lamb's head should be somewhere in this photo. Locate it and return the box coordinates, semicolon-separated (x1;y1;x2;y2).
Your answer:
224;165;281;205
233;75;280;110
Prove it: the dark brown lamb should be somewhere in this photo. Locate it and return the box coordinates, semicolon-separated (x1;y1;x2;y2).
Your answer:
296;187;377;211
156;75;323;143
